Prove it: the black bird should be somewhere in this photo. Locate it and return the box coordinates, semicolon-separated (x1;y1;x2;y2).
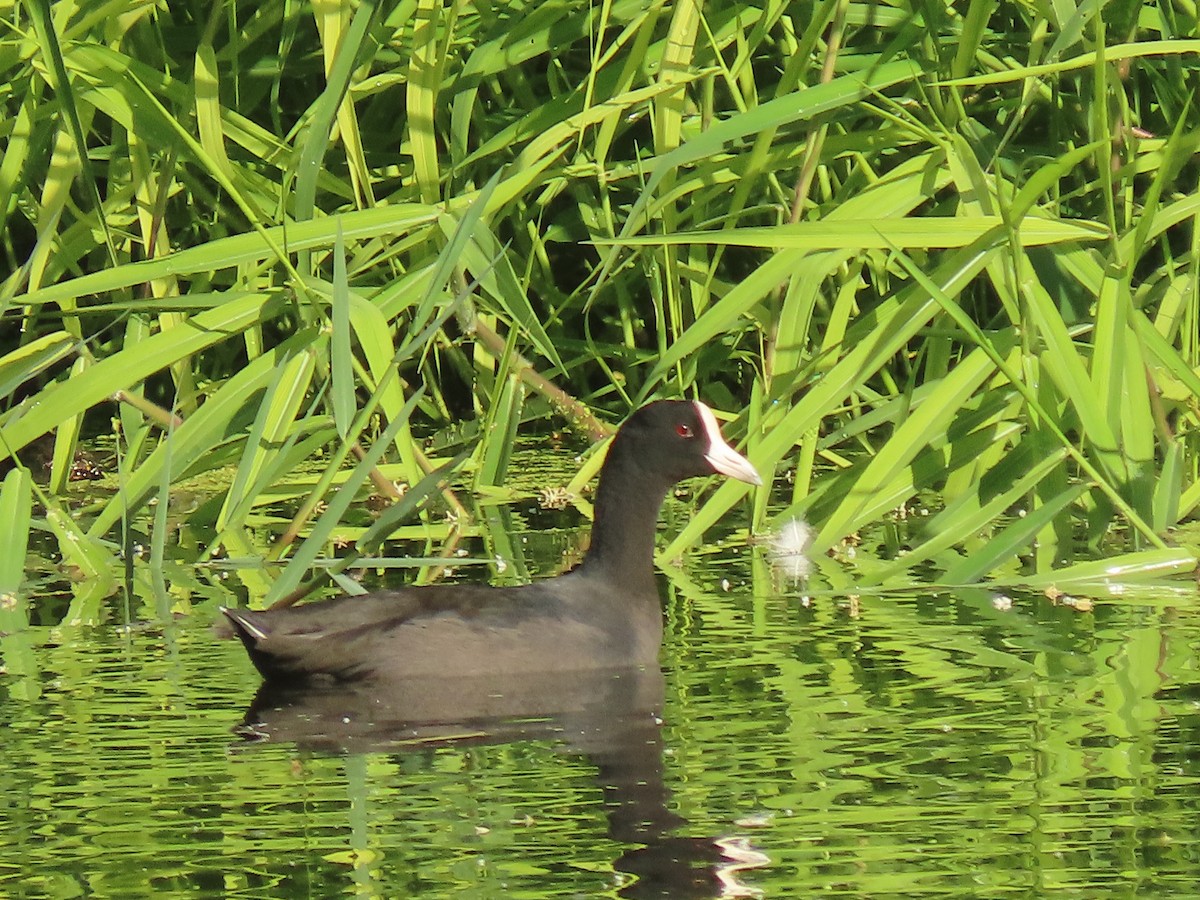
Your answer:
221;400;761;682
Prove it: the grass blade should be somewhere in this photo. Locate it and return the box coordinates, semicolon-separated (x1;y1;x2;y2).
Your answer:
0;468;32;598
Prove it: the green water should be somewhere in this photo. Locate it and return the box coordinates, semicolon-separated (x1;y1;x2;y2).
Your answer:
3;459;1200;896
5;557;1200;896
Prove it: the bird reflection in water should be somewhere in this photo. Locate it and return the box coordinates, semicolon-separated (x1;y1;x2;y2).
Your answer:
234;666;769;898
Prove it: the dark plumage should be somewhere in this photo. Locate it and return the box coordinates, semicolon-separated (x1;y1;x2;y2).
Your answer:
221;400;761;682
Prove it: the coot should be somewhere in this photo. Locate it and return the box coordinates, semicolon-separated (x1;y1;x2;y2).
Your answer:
222;400;761;682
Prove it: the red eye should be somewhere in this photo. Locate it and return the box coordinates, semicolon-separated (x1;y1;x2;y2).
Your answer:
676;423;693;438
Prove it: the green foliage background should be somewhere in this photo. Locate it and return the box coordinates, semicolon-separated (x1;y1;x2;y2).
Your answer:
1;0;1198;616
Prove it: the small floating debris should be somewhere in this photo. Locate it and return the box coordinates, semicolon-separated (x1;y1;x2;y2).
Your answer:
538;486;573;509
1044;585;1095;613
768;518;814;585
733;812;774;829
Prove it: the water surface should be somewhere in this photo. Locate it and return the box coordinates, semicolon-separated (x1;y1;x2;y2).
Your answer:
4;462;1199;897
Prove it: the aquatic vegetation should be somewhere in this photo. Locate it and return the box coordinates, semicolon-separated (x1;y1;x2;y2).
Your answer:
1;1;1197;618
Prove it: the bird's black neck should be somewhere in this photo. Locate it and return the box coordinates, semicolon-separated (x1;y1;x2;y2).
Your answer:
577;445;669;594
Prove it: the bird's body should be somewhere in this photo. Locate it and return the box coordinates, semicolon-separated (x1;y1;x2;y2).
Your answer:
225;572;663;681
222;400;761;683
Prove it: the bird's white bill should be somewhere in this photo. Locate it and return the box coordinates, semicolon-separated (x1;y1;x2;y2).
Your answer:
694;401;763;486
